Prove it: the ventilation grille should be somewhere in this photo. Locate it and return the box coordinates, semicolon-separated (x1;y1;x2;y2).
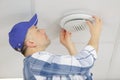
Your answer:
60;14;94;32
64;19;88;32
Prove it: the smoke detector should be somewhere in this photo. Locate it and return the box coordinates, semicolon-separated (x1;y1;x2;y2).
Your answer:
60;13;95;32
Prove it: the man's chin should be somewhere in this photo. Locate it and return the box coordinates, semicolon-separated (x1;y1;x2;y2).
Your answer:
48;40;51;46
46;40;51;47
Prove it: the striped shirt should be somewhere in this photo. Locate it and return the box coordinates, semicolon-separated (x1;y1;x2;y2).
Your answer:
23;45;97;80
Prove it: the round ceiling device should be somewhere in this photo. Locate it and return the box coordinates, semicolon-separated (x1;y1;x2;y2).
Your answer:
60;13;95;32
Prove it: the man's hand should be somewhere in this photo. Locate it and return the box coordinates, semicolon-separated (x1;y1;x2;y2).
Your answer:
60;29;77;55
87;16;102;52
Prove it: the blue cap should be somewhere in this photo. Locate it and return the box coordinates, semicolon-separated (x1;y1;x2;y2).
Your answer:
9;14;38;52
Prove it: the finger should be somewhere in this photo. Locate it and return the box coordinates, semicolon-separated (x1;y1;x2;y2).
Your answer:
61;28;66;33
60;28;66;37
86;21;93;28
65;31;72;39
86;21;94;31
93;16;101;23
66;30;71;34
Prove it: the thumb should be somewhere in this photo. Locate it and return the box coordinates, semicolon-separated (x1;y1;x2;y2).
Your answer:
86;21;93;30
65;31;72;38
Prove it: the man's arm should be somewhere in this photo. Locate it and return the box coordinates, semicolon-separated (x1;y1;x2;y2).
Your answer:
87;16;102;52
59;16;102;55
60;29;77;55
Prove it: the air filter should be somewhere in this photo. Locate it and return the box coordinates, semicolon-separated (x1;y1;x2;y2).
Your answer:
60;14;95;32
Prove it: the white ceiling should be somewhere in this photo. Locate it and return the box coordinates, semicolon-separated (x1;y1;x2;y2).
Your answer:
0;0;120;80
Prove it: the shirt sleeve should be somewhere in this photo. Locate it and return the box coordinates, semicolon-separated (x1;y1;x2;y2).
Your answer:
74;45;97;67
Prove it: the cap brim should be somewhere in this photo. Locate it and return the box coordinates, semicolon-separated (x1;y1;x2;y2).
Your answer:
29;13;38;27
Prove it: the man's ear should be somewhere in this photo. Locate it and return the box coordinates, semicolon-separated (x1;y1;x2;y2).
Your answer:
25;40;36;48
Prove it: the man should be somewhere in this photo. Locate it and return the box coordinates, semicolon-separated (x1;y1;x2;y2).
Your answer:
9;14;102;80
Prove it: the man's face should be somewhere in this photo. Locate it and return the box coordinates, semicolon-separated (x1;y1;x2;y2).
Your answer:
25;26;51;48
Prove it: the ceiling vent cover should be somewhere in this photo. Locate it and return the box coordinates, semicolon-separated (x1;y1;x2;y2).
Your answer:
60;14;94;32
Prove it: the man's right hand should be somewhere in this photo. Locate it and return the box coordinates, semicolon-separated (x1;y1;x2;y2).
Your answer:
60;29;77;55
